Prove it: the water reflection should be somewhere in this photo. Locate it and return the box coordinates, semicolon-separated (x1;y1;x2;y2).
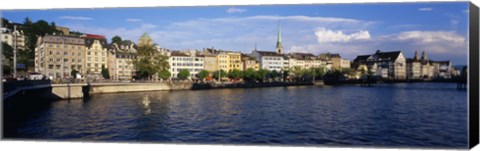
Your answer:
8;83;468;148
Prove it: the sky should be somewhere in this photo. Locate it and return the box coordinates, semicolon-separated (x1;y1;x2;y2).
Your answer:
1;2;470;65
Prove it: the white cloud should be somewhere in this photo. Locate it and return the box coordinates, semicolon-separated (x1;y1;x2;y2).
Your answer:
314;28;371;43
59;16;92;20
394;30;465;46
226;7;246;14
418;7;433;11
126;18;142;22
288;30;467;61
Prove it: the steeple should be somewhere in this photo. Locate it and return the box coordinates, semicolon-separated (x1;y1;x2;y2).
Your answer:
254;41;257;51
275;21;283;54
414;50;419;61
421;51;428;61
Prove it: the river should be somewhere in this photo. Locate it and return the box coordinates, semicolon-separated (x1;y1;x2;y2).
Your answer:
6;83;468;148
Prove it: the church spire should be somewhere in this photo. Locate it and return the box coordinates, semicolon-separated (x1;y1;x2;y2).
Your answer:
275;21;283;54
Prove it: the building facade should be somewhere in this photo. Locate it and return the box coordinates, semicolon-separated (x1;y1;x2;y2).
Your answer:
241;54;259;71
252;50;284;72
1;27;25;50
169;50;204;79
352;50;407;80
34;34;86;79
108;42;137;80
84;35;109;79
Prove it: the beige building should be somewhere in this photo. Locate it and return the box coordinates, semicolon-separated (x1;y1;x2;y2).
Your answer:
34;34;86;79
353;50;407;80
201;49;218;72
84;37;109;79
55;26;70;36
241;54;259;71
1;27;25;50
108;42;137;80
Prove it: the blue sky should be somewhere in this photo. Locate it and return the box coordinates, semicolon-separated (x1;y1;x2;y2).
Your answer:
1;2;469;65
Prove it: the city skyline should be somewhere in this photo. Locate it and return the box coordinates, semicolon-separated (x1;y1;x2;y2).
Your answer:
2;2;469;65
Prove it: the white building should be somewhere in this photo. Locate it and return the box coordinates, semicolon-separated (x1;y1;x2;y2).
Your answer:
169;50;204;79
251;50;284;72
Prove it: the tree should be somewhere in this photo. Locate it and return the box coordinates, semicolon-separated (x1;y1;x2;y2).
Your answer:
197;70;209;80
101;65;110;79
243;68;257;82
282;70;290;81
228;69;243;80
213;69;227;80
132;43;170;80
71;69;79;79
2;42;13;75
178;69;190;80
257;69;269;82
270;70;280;81
111;36;122;45
158;70;171;80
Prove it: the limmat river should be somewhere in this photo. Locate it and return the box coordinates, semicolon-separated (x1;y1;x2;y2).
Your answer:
6;83;468;148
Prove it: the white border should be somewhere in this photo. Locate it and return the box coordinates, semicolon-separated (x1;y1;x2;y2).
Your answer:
1;0;479;151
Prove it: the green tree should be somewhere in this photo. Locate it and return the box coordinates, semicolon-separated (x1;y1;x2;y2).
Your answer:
178;69;190;80
282;70;290;81
158;70;171;80
257;69;269;82
213;69;227;80
19;18;59;71
270;70;280;81
101;65;110;79
111;36;122;45
2;42;13;75
197;70;209;80
228;69;243;80
133;44;170;80
71;69;79;79
243;68;257;82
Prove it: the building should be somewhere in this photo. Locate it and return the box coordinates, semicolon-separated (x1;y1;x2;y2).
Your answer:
201;49;218;72
319;53;342;70
251;50;284;72
84;35;109;79
241;54;259;71
138;33;153;46
285;52;325;69
352;50;407;80
406;51;453;80
205;48;243;72
1;26;25;50
55;26;70;36
108;41;137;80
169;50;204;79
34;34;86;79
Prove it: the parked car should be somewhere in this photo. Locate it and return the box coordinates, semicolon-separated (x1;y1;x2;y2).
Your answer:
29;72;43;80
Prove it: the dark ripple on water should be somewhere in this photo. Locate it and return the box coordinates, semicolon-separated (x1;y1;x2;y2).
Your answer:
9;83;467;148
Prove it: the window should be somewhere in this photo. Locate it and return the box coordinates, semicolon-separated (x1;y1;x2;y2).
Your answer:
72;52;75;56
87;51;91;55
95;64;98;67
102;58;105;62
64;59;68;62
49;58;53;62
87;57;91;61
56;51;60;55
56;58;61;62
72;59;75;62
87;63;91;67
64;51;68;55
95;52;98;56
78;59;81;62
48;65;53;69
78;52;81;56
49;51;52;55
95;57;98;61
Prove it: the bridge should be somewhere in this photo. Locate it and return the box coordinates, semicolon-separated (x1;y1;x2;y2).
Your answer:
3;80;53;101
